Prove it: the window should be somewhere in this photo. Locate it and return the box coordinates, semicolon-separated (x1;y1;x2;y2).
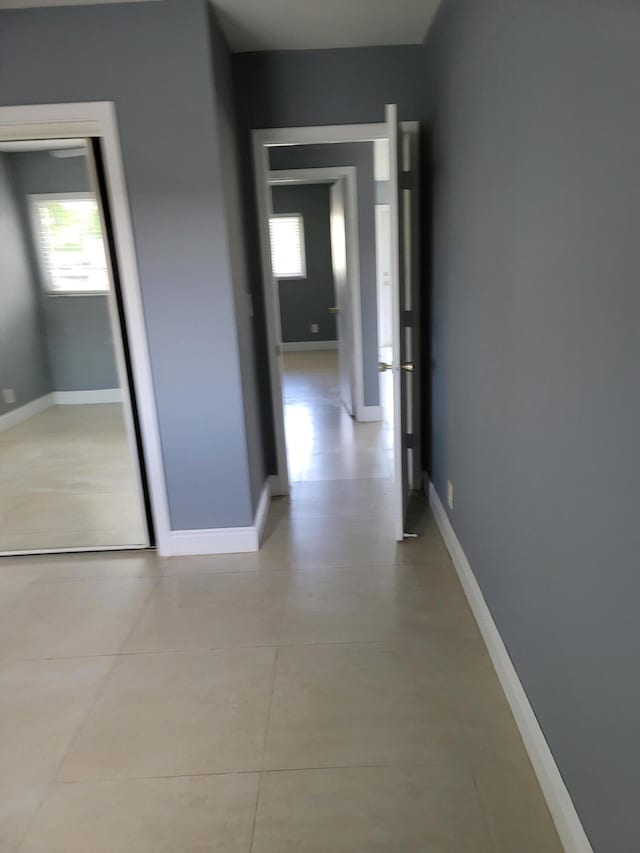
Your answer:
31;194;110;294
269;213;306;279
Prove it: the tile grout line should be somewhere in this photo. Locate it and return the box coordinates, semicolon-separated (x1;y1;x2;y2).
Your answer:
249;645;280;852
43;576;161;791
12;582;165;853
470;766;499;853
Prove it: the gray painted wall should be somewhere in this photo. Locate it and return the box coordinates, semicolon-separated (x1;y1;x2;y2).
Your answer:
0;0;258;529
426;1;640;850
209;9;266;513
0;153;50;416
271;183;337;344
270;144;378;404
6;150;119;392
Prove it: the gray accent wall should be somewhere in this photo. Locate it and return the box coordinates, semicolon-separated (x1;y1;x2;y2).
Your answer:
209;9;266;513
270;144;378;405
271;183;337;344
0;153;50;416
7;150;119;392
0;0;260;530
426;1;640;849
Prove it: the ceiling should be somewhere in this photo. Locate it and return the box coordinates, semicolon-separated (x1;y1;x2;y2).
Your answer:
0;0;442;52
213;0;442;53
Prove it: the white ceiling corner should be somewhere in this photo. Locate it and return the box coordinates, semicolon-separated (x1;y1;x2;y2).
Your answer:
212;0;442;53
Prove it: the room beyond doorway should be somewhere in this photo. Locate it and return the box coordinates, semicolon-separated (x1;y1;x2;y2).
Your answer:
281;350;395;515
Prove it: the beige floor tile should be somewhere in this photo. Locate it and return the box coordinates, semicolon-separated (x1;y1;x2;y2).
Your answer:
0;551;160;582
252;766;492;853
0;403;146;552
473;763;563;852
0;578;155;661
58;648;276;780
270;514;449;570
0;658;112;783
279;564;479;644
123;573;287;652
20;774;259;853
264;643;526;770
0;784;48;853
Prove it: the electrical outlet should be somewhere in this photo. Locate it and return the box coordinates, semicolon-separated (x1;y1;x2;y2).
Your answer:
310;323;319;334
2;388;16;405
447;480;454;510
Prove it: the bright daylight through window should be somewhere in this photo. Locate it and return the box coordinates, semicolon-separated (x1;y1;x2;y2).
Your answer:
269;213;306;279
32;195;109;294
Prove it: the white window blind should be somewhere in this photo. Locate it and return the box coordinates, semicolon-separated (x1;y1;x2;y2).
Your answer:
31;195;110;294
269;213;306;279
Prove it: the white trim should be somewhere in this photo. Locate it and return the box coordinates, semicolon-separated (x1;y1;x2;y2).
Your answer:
0;394;52;433
0;102;171;555
268;473;287;497
161;480;271;557
254;480;271;547
269;167;352;186
386;104;404;542
259;124;388;146
355;404;383;422
52;389;123;405
253;133;291;496
428;482;594;853
281;340;338;352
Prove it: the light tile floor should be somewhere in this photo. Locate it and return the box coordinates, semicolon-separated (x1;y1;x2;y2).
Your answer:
0;352;563;852
0;403;147;552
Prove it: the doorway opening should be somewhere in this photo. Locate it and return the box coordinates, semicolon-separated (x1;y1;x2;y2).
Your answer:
253;107;421;540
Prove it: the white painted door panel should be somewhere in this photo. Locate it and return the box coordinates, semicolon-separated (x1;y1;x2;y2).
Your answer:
330;179;354;415
386;105;421;540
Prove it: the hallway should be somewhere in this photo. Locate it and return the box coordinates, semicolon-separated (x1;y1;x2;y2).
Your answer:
0;352;561;851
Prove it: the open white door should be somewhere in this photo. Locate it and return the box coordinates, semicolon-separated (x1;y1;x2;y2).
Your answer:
385;105;421;541
330;178;354;416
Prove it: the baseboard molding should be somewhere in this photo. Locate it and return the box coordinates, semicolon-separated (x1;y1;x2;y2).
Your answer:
53;389;123;405
281;340;338;352
254;479;271;546
356;404;383;422
159;480;272;557
0;393;52;432
427;482;593;853
268;473;289;497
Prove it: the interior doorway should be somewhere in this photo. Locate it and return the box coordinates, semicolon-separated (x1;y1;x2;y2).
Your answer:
268;167;361;420
253;108;421;540
0;104;165;556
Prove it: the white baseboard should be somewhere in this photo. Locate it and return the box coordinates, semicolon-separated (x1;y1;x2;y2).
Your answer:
254;479;271;546
0;393;52;432
356;404;383;422
53;389;123;405
159;480;272;557
428;482;593;853
268;473;289;497
281;340;338;352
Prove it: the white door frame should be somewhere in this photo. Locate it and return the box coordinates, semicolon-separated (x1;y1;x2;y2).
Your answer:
268;166;375;425
0;102;171;554
253;124;390;495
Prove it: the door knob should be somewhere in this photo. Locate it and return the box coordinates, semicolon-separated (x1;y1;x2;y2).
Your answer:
328;306;339;315
401;362;414;373
378;361;393;372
